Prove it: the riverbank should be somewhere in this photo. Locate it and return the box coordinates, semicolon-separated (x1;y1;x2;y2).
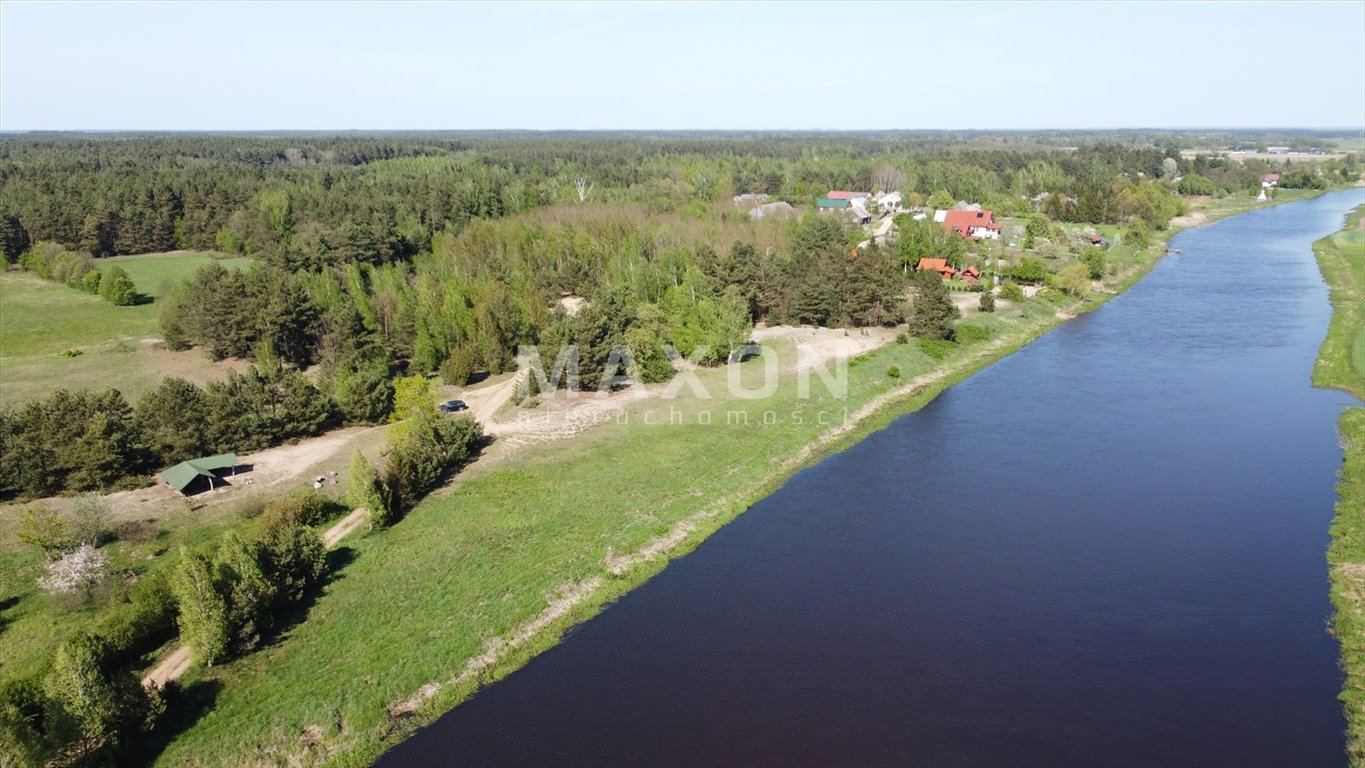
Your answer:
1316;203;1365;765
145;190;1353;767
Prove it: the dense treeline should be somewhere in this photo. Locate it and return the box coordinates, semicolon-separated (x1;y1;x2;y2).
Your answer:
0;366;336;499
7;133;1341;265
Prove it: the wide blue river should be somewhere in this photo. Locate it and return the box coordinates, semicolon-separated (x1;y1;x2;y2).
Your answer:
378;189;1365;767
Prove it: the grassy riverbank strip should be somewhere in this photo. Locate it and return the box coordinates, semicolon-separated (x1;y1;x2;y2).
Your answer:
146;192;1342;767
1315;203;1365;764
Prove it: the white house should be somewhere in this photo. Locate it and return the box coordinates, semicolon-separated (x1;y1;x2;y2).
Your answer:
874;191;902;214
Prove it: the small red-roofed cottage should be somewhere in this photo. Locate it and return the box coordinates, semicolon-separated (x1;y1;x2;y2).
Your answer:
940;209;1002;240
916;258;957;279
962;266;981;285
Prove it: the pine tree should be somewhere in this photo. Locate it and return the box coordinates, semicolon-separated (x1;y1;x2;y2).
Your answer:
907;269;960;340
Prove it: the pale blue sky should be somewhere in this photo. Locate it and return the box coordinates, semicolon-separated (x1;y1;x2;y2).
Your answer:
2;1;1363;131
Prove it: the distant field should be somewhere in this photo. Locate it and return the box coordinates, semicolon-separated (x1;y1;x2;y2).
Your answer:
0;252;251;406
105;251;251;299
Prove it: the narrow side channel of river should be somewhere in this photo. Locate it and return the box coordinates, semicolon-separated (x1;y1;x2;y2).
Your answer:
378;189;1365;767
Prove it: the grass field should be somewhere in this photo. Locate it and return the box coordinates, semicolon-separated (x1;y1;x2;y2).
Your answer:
0;252;250;405
1315;205;1365;765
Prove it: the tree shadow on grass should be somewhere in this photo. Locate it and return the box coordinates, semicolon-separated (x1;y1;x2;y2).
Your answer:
127;678;223;766
0;594;19;635
258;545;359;650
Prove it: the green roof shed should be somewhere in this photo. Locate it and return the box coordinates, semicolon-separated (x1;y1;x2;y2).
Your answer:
162;453;238;495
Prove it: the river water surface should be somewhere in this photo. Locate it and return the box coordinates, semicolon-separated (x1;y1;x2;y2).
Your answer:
377;189;1365;767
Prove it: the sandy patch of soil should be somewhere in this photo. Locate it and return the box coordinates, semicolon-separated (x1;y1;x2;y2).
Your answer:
1169;209;1209;229
751;324;898;373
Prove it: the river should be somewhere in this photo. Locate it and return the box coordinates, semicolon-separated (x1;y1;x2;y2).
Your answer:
376;189;1365;767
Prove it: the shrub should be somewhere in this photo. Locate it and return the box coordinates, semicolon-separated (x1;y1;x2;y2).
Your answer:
1011;257;1048;284
886;365;901;379
1054;261;1092;296
16;505;74;559
979;289;996;313
81;269;103;294
98;266;138;306
93;572;177;670
67;494;113;547
260;489;332;533
999;280;1024;302
895;331;909;344
346;450;384;524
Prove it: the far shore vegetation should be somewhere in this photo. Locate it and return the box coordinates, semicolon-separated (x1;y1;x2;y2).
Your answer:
0;132;1359;766
1316;203;1365;765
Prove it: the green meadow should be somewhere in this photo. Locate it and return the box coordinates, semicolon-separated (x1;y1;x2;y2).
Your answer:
0;252;250;405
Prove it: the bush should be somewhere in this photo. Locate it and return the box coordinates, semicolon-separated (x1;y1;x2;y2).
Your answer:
81;269;103;294
979;289;996;313
98;266;138;306
886;365;901;379
92;573;177;670
67;494;113;547
16;505;74;559
918;338;958;360
1011;257;1048;285
259;489;333;533
999;280;1024;302
895;331;909;344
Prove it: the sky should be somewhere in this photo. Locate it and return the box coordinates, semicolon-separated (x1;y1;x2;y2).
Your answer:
2;1;1363;131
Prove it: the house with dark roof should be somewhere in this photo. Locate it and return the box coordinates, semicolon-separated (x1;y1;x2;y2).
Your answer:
940;209;1002;240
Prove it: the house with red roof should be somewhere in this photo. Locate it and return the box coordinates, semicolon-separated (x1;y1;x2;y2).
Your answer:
961;266;982;285
1262;173;1280;188
826;190;871;203
915;258;957;279
940;209;1002;240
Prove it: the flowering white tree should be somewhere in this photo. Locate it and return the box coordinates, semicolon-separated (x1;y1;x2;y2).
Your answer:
38;544;109;598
